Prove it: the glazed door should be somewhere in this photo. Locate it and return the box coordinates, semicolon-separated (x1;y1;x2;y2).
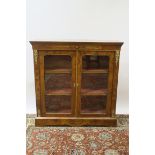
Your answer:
39;51;76;116
77;51;114;116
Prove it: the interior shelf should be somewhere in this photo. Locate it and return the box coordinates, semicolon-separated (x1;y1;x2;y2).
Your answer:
81;109;106;114
45;69;71;74
82;69;108;74
81;89;108;96
45;89;72;96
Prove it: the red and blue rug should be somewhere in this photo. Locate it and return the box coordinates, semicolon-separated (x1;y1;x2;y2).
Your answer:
26;115;129;155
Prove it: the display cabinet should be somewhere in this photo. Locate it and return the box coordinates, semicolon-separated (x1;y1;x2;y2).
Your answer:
30;41;123;126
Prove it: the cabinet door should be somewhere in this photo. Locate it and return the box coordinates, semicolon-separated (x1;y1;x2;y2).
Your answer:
77;51;114;116
39;51;76;116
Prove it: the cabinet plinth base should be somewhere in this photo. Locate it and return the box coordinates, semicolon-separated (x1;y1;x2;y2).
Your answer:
35;117;117;127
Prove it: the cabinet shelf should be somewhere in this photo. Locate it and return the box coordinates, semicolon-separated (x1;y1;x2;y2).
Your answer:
81;89;108;96
45;69;71;74
81;109;106;114
45;89;72;96
82;69;108;74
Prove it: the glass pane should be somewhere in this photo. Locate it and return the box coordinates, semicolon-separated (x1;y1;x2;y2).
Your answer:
81;73;108;92
45;74;72;95
44;55;72;114
80;55;110;114
82;55;109;70
45;55;71;70
45;96;71;113
81;96;107;113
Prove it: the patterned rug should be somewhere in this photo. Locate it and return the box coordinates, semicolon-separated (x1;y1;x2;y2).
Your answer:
26;114;129;155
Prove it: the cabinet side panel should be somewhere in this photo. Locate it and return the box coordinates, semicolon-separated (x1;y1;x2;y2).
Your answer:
111;50;120;116
39;53;46;116
33;49;41;116
106;52;115;116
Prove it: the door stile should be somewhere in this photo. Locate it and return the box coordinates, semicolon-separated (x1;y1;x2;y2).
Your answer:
71;52;76;116
76;50;82;117
75;50;81;117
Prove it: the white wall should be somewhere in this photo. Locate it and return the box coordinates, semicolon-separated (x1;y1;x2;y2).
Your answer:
26;0;129;114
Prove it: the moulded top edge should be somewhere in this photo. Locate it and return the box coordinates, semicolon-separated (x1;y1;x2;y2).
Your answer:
30;41;124;46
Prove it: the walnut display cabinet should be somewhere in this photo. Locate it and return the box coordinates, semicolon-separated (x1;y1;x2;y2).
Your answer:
30;41;123;127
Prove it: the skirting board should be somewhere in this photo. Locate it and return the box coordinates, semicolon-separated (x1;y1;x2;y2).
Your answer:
35;117;117;127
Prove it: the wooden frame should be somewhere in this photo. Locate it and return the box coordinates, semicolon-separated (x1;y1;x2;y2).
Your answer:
39;51;76;117
30;41;123;126
77;51;115;117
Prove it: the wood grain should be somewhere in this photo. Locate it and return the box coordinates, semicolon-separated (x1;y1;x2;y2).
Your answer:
30;41;123;126
35;117;117;127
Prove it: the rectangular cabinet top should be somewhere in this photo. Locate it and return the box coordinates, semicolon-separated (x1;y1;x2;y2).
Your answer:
30;41;123;51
